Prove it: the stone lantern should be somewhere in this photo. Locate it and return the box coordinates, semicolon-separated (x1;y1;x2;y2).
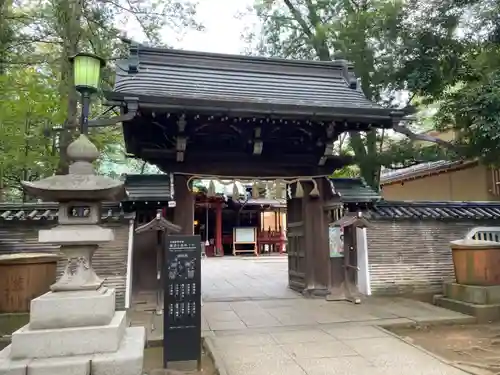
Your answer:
0;135;145;375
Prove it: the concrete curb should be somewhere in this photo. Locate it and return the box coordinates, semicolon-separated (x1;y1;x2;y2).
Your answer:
377;315;477;330
203;336;228;375
377;325;480;375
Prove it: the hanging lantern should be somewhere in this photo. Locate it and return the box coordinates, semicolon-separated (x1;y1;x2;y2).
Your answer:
294;181;304;198
207;180;216;197
252;181;260;199
232;181;239;198
309;179;320;198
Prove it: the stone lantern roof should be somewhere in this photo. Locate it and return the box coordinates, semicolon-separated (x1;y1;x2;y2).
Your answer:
22;134;125;202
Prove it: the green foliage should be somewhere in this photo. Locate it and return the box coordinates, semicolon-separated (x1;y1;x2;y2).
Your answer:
0;68;62;199
330;166;359;179
248;0;499;189
437;65;500;165
247;0;455;189
405;0;500;165
0;0;202;199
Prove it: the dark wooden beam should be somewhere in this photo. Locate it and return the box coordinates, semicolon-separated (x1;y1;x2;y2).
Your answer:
173;174;194;235
319;123;336;166
175;116;187;163
147;158;343;178
109;92;399;127
253;140;263;155
318;142;335;166
253;127;263;155
141;148;348;165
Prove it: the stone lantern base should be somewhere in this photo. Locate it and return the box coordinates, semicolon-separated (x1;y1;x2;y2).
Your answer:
0;287;145;375
0;135;145;374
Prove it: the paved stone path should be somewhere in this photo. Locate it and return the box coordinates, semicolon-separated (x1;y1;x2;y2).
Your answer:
130;257;475;374
202;255;297;302
200;257;474;375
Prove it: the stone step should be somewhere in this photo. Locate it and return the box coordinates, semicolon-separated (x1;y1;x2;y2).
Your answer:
443;282;500;305
0;326;145;375
10;311;127;359
434;295;500;323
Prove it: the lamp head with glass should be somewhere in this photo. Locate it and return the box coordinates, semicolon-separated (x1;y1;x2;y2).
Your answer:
69;52;106;94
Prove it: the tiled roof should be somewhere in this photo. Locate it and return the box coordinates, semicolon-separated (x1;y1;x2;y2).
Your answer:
107;44;400;123
330;178;381;203
331;213;372;228
380;160;475;184
124;174;172;202
135;212;181;233
0;202;132;222
368;201;500;220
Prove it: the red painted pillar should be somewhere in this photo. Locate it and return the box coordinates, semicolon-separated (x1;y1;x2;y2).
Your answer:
215;201;223;256
278;209;284;254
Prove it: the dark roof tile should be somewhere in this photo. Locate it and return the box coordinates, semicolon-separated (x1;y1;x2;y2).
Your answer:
380;160;476;184
108;45;399;122
124;174;172;202
0;202;131;222
369;201;500;220
330;178;380;203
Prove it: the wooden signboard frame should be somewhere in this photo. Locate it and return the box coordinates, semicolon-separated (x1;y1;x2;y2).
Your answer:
232;227;258;256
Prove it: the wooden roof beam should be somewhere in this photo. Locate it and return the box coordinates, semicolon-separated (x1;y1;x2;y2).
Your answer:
253;127;263;155
149;159;345;178
175;115;187;162
319;122;336;166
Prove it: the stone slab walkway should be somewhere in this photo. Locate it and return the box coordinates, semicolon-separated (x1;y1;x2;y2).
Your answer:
201;255;298;302
131;257;475;374
205;323;470;375
199;257;474;375
204;297;475;375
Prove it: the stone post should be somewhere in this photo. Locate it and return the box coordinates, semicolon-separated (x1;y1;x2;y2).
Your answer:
0;135;145;375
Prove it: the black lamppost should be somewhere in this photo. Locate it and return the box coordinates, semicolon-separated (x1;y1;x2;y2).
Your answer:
69;53;106;135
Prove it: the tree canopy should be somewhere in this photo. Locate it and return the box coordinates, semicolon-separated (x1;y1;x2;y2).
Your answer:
0;0;201;200
2;0;500;197
246;0;497;188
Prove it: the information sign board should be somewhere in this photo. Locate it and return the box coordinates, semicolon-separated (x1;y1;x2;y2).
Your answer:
163;235;202;366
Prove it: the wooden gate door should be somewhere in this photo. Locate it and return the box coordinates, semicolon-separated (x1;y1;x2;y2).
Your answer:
287;196;306;292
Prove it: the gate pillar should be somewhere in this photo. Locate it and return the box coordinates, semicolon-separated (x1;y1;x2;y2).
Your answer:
173;174;194;235
287;178;331;296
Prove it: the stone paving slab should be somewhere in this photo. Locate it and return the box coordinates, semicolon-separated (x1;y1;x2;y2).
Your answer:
198;257;473;375
131;257;476;373
203;295;474;375
207;326;470;375
202;298;474;333
201;256;298;302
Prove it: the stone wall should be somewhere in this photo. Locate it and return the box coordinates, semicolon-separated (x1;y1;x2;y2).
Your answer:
366;220;498;295
0;219;130;310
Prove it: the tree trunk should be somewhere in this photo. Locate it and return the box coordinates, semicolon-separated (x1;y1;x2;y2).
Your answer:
56;0;83;175
282;0;384;190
